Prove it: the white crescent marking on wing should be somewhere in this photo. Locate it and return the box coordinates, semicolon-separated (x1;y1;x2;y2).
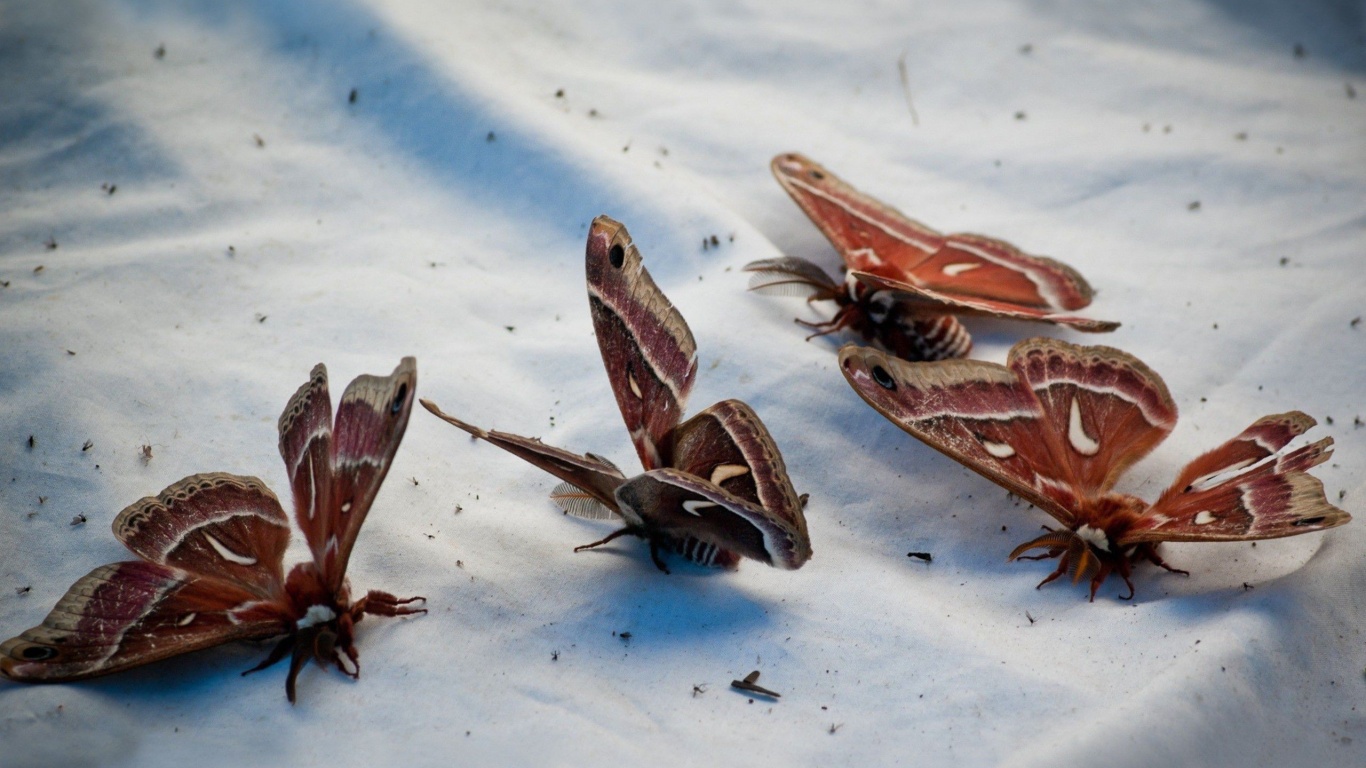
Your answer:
1067;397;1101;456
980;439;1016;459
942;262;981;277
1031;378;1171;429
628;372;643;399
682;500;717;516
1194;511;1217;525
709;464;751;485
306;454;317;520
1188;458;1258;492
203;532;258;566
948;239;1064;310
177;613;197;627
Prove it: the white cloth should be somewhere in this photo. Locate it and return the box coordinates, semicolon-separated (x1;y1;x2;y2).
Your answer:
2;1;1363;766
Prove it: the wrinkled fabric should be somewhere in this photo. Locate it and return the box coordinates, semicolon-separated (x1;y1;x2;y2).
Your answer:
1;1;1363;766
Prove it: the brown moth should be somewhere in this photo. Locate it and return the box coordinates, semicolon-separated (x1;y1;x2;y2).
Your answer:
746;153;1118;361
423;215;810;573
0;359;423;701
840;338;1350;600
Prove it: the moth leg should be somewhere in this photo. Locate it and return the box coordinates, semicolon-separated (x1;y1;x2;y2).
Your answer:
1142;545;1190;577
336;644;361;680
242;633;296;677
284;634;313;704
573;527;633;553
1034;555;1070;590
358;590;428;618
795;304;859;340
1087;561;1117;602
648;541;671;575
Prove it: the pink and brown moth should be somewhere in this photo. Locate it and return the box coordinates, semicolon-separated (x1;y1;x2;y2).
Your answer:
746;153;1118;361
0;359;423;701
839;338;1351;600
422;215;810;573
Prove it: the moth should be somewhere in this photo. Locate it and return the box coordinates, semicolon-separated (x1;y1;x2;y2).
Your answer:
839;338;1351;599
746;153;1118;362
422;215;810;573
1;359;423;701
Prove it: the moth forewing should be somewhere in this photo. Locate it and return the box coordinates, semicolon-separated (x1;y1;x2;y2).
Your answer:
615;469;811;570
420;398;627;513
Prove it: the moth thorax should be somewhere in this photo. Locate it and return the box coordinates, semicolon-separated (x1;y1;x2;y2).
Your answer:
296;604;338;631
1073;524;1112;553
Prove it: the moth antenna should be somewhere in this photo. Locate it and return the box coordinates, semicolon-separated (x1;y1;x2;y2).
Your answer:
551;482;621;520
746;272;838;300
743;257;840;296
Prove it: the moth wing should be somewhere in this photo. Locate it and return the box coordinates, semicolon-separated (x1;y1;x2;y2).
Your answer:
292;358;416;593
113;473;290;600
1122;415;1351;543
1;561;290;682
907;233;1096;311
1007;338;1178;497
670;399;806;535
838;343;1082;525
853;272;1119;333
586;216;698;470
421;399;627;514
278;362;337;577
615;468;811;569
